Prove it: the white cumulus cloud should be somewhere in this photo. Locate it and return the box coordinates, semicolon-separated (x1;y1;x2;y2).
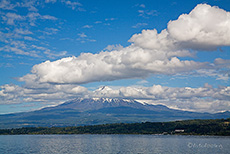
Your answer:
20;46;206;84
131;4;230;51
0;83;88;104
167;4;230;50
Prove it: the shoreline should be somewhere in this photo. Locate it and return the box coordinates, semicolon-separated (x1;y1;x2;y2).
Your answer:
1;118;230;136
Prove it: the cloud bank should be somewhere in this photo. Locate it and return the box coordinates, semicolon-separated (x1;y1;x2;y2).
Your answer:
20;4;230;84
92;84;230;113
0;83;230;113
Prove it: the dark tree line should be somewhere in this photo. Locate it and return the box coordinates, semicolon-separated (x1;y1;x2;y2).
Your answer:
0;118;230;135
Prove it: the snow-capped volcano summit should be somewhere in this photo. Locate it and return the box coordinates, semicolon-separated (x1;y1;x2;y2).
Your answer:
55;97;151;112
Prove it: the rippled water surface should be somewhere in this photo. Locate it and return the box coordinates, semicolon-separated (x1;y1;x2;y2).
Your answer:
0;134;230;154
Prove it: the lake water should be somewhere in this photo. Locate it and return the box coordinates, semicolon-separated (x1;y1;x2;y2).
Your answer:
0;135;229;154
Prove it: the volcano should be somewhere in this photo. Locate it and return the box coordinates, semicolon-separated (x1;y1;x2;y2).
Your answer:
0;98;229;128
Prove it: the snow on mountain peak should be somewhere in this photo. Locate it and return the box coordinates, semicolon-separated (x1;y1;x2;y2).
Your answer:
90;97;136;103
91;97;118;103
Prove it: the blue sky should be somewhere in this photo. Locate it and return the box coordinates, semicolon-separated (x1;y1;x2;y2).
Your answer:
0;0;230;114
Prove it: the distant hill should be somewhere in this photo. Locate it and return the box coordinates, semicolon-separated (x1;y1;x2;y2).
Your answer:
0;98;230;129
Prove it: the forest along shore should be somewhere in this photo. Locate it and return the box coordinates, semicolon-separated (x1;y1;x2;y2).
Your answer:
0;118;230;136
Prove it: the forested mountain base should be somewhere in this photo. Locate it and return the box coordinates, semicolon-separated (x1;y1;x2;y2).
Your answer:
1;118;230;136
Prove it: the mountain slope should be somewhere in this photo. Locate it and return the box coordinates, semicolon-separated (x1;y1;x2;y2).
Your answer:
47;98;173;112
0;98;229;129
